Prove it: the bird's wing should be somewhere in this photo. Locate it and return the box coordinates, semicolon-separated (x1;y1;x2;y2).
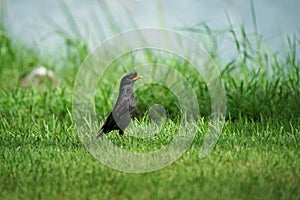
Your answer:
100;112;118;133
112;99;131;131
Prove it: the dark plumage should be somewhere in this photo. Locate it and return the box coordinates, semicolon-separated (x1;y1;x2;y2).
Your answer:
96;72;142;138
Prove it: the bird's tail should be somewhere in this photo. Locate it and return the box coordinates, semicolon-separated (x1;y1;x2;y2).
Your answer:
96;129;104;138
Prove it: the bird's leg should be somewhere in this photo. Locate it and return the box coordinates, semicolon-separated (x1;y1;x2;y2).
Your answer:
118;129;126;145
118;129;124;136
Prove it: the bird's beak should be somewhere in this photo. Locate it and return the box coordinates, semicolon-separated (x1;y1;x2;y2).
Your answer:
132;75;143;81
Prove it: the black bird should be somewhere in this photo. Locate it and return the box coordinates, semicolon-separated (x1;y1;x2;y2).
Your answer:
96;72;142;138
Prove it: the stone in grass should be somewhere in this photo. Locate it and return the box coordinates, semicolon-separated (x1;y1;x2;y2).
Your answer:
20;66;58;87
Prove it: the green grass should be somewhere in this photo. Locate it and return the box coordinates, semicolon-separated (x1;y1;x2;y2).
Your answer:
1;3;300;198
1;99;299;199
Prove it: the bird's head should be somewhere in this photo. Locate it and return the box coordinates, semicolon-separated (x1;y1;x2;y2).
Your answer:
120;71;142;87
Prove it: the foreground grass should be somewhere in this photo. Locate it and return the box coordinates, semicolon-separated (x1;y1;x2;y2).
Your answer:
0;120;300;199
0;87;299;199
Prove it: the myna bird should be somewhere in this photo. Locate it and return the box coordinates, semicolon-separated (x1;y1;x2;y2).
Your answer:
96;72;142;138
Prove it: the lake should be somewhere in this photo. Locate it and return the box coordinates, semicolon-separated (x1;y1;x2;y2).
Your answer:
4;0;300;59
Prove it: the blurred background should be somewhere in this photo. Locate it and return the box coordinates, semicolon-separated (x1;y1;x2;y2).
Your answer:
2;0;300;59
1;0;299;119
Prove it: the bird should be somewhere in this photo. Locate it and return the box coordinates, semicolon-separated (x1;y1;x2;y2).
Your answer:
96;72;142;138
